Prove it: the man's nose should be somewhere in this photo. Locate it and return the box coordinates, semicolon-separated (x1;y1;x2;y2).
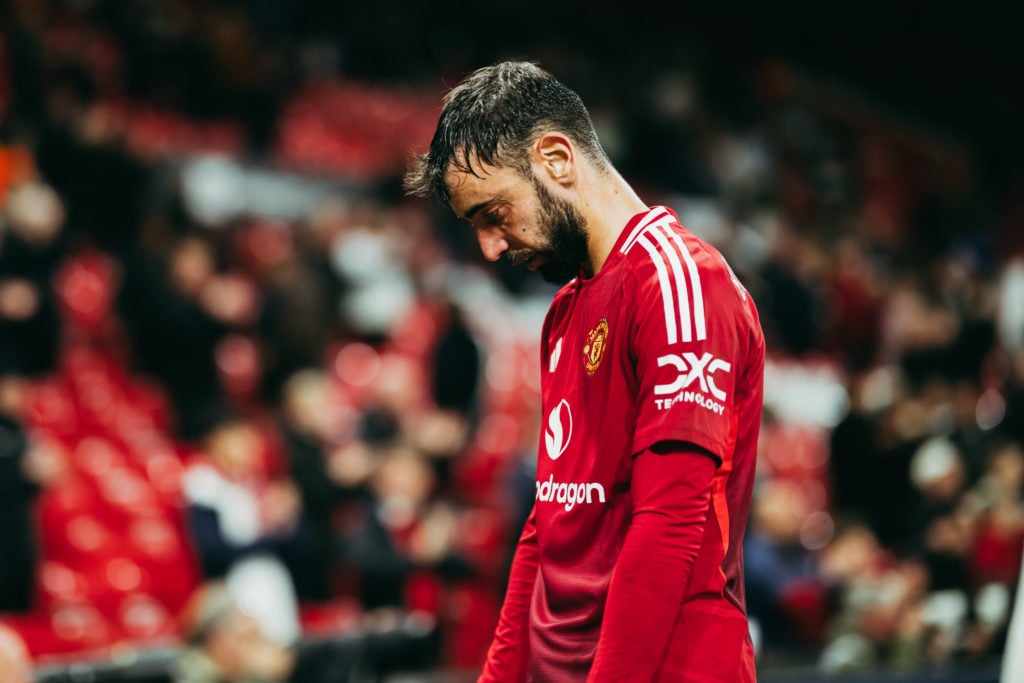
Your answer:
476;228;508;262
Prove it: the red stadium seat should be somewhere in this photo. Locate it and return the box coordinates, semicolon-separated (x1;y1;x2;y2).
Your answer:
49;603;116;654
53;251;120;337
25;379;79;438
37;562;91;608
117;593;177;643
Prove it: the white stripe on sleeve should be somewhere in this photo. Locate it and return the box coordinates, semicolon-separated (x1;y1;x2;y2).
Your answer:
621;207;670;255
663;227;706;341
637;233;677;345
645;222;692;343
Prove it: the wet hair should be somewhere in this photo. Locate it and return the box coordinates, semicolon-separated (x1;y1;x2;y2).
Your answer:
404;61;608;204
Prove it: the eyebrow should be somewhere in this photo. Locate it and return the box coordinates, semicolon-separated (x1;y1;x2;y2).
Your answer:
462;200;492;221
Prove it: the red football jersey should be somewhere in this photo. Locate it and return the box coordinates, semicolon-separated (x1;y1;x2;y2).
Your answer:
517;206;763;680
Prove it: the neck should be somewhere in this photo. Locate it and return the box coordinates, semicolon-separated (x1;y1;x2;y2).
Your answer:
577;165;648;276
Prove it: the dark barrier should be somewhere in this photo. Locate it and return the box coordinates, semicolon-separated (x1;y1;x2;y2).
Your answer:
33;662;1004;683
33;619;440;683
760;664;1002;683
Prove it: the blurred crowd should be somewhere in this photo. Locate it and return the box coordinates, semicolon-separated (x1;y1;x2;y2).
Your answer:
2;0;1023;679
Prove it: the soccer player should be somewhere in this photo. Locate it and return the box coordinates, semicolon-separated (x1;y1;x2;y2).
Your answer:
406;62;763;682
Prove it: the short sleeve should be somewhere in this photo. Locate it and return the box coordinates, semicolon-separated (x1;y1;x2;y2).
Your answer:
627;229;747;461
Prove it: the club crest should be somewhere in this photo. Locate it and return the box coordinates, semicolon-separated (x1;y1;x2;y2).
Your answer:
583;318;609;375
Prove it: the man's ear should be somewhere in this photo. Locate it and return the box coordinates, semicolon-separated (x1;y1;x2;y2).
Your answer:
532;132;576;187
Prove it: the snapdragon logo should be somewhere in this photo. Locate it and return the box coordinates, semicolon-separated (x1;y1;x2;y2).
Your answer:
544;399;573;461
535;475;606;511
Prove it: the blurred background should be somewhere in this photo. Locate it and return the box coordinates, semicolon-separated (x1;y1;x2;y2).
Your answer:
1;0;1023;681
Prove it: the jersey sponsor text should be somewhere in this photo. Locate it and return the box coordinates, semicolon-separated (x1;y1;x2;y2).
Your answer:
654;352;731;400
654;389;726;415
535;474;607;511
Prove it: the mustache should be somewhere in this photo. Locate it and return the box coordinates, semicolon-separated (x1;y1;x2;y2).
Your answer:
505;249;539;266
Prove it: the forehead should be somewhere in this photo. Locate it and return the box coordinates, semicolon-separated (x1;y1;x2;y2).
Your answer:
444;161;529;216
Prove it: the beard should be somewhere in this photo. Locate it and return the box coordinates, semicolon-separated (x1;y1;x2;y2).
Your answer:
522;176;590;285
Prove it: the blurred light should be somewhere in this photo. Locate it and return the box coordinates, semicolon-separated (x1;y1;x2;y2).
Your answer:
476;413;521;456
998;259;1024;350
106;558;142;592
799;510;835;551
5;181;65;244
226;557;300;645
800;481;828;511
485;349;520;393
75;436;121;477
119;595;170;639
41;563;86;602
859;366;897;413
146;454;184;498
763;359;850;428
129;519;178;560
98;468;152;509
67;516;110;553
216;334;261;396
922;589;968;631
52;604;106;644
910;437;960;490
333;342;380;388
819;632;873;673
975;582;1011;627
976;388;1006;432
403;610;437;637
521;351;542;394
81;390;115;426
181;156;245;226
668;197;729;246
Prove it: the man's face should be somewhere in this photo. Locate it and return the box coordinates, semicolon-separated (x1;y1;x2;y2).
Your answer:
445;162;589;285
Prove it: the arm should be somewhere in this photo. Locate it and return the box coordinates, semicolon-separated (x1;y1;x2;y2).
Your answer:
587;442;717;682
478;506;539;683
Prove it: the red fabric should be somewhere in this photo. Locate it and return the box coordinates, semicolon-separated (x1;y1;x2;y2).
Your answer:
478;509;538;682
588;446;716;681
972;525;1024;586
479;207;764;681
654;596;757;683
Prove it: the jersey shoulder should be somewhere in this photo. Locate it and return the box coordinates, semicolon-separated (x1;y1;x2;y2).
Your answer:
620;215;730;290
619;213;750;339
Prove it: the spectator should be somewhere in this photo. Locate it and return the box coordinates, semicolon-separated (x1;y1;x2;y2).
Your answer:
744;478;827;653
182;416;325;602
340;445;471;611
174;582;353;683
429;303;481;417
252;221;340;402
277;368;354;599
121;231;259;439
908;436;972;592
174;581;437;683
817;523;929;671
0;1;1021;674
0;181;62;377
0;374;64;612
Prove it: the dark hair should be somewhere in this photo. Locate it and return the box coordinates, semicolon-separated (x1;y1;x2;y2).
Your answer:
404;61;607;204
